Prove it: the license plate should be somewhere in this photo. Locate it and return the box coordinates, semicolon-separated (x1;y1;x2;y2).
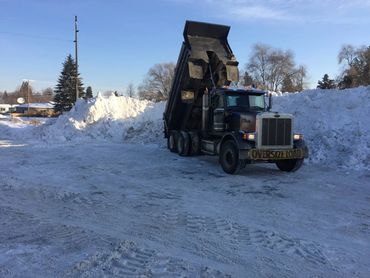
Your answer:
249;149;304;160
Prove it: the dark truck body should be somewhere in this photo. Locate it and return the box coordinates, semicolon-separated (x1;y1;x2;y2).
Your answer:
164;21;239;132
164;21;308;174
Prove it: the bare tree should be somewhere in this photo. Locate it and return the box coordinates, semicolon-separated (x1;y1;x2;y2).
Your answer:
138;62;175;102
338;44;370;88
42;87;53;97
247;44;271;89
292;65;307;91
281;76;295;92
40;87;54;102
126;82;135;98
268;49;295;91
0;82;50;104
338;44;356;67
281;65;307;92
0;91;4;104
246;44;305;92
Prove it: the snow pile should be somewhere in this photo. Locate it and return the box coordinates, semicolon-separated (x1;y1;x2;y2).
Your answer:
39;94;165;144
7;86;370;170
273;86;370;170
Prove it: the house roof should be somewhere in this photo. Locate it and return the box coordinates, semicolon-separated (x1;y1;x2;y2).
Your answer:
17;102;54;109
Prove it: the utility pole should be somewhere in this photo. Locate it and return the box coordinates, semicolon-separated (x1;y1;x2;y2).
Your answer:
27;81;30;117
74;15;79;101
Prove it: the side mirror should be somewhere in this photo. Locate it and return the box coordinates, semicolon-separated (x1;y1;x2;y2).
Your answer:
265;93;272;111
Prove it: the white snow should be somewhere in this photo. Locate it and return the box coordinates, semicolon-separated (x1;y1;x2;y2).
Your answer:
38;94;165;144
30;86;370;170
0;87;370;277
273;86;370;170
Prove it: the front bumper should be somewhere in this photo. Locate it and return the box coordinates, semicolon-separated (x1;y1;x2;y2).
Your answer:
249;148;306;160
240;147;308;160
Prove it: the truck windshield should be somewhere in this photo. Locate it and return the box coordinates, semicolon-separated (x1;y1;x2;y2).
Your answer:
226;93;265;111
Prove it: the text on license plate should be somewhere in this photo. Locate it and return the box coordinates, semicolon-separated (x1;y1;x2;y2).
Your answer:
249;149;303;160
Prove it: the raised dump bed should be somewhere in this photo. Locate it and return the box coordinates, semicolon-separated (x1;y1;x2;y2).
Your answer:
163;21;239;134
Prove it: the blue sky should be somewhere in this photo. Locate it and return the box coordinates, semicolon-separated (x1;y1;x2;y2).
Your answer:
1;0;370;93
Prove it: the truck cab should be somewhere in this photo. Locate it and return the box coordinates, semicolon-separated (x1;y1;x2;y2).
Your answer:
210;88;266;134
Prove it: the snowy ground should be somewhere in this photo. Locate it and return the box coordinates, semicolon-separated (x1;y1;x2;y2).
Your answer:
1;89;370;277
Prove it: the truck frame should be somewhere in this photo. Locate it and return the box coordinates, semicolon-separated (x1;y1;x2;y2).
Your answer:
163;21;308;174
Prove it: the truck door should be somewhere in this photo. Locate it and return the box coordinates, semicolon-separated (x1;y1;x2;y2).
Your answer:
213;94;225;131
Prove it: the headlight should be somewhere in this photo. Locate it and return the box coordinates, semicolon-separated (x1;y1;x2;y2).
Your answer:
293;134;303;140
242;132;255;141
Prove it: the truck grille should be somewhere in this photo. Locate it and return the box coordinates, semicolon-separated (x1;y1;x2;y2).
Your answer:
261;118;292;147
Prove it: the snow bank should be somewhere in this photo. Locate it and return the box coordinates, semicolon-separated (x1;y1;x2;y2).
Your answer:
0;116;45;142
10;86;370;170
273;86;370;170
38;94;165;145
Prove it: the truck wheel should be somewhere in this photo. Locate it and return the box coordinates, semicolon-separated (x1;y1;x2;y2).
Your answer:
276;159;303;172
168;131;178;153
220;140;242;174
177;131;190;156
189;132;200;156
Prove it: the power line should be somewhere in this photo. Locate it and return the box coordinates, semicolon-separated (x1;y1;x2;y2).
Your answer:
0;31;73;43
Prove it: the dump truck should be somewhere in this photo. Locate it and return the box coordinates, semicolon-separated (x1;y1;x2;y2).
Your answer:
163;21;308;174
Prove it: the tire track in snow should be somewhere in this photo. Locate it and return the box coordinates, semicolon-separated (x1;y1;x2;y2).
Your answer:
0;206;109;255
157;210;328;266
67;240;230;277
1;174;329;267
224;179;287;198
0;166;333;272
250;229;327;265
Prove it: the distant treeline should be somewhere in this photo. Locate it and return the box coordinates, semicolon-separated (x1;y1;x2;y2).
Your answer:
0;81;54;104
136;43;370;101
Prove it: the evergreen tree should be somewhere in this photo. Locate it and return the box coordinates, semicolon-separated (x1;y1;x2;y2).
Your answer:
85;86;93;99
317;74;336;89
54;54;84;113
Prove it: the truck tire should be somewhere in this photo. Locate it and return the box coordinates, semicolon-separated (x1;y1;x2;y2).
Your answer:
168;131;178;153
189;132;201;156
219;140;243;174
177;131;190;156
276;159;303;172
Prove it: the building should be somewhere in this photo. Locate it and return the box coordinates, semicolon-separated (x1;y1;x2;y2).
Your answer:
15;102;55;117
0;104;18;114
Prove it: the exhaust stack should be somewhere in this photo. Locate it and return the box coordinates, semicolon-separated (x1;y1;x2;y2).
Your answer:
202;90;209;131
